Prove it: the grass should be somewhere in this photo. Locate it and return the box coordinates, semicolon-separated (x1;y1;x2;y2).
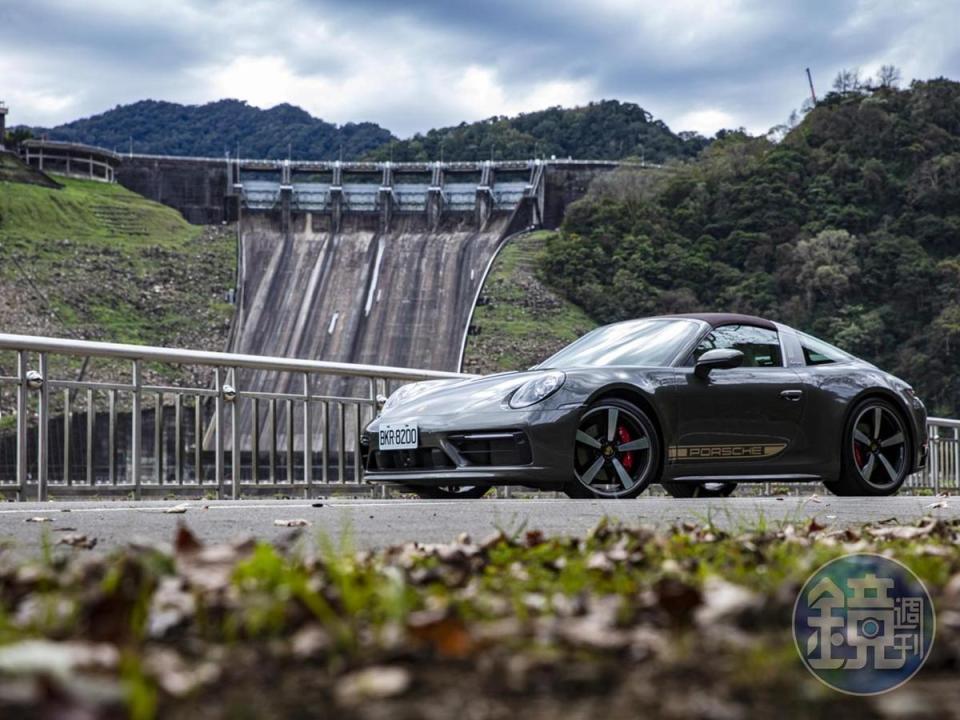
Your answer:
0;152;59;187
462;230;597;373
0;174;236;390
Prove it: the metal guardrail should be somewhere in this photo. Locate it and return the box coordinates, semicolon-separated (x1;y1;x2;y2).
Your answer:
0;333;956;500
0;333;470;501
909;417;960;494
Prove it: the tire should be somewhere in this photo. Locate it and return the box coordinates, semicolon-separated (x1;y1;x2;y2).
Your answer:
564;398;661;499
662;481;737;498
827;398;911;497
407;485;491;499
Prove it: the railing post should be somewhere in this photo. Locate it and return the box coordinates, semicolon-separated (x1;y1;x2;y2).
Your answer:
321;401;329;486
194;397;203;484
930;424;940;495
337;402;345;484
63;389;71;486
269;398;277;483
154;391;163;487
303;373;313;496
131;359;142;499
252;397;261;485
286;399;294;484
215;368;224;498
37;352;49;501
954;427;959;492
174;394;182;485
86;389;94;486
230;368;239;499
355;401;363;485
16;351;28;501
109;390;116;486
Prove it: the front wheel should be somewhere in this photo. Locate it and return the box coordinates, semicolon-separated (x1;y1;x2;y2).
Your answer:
827;398;911;496
407;485;490;499
564;398;661;499
661;481;737;498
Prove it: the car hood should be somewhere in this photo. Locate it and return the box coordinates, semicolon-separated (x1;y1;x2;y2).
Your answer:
381;371;538;420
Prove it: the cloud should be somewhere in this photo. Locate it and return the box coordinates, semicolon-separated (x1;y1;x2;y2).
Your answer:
1;0;958;139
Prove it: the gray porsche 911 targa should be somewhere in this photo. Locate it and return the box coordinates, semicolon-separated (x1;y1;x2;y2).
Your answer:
362;314;927;499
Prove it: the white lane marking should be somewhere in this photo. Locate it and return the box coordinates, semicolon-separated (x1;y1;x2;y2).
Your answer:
0;499;586;516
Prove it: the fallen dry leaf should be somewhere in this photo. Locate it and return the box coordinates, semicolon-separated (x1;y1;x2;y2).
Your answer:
144;647;220;697
866;519;938;540
147;577;196;638
807;518;827;534
335;666;411;706
407;609;473;658
273;518;310;527
695;577;763;627
57;534;97;550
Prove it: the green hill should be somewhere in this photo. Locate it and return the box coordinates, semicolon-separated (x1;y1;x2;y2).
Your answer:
0;173;235;385
366;100;708;163
24;99;394;159
461;231;596;374
541;78;960;416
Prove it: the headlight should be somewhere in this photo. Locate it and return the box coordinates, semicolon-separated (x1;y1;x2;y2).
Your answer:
382;380;448;413
509;371;565;409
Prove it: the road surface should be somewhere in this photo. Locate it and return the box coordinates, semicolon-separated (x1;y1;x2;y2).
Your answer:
0;496;955;554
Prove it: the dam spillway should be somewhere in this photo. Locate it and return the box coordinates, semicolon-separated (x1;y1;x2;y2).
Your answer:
231;211;511;374
225;207;519;451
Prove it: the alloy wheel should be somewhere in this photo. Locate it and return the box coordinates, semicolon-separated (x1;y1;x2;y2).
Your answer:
850;404;907;490
574;404;654;498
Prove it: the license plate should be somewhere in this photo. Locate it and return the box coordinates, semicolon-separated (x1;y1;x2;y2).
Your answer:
379;423;418;451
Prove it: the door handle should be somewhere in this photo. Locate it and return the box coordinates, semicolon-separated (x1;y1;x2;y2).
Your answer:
780;389;804;402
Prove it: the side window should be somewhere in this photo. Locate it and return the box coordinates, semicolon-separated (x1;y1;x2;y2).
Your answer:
798;332;852;366
693;325;783;368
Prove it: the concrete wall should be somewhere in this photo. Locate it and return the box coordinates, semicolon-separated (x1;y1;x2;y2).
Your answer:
116;156;231;225
541;164;615;229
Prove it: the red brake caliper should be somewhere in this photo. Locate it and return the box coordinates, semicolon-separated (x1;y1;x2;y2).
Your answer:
617;425;635;472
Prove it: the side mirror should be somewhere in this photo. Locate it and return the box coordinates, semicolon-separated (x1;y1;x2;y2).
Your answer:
694;348;744;379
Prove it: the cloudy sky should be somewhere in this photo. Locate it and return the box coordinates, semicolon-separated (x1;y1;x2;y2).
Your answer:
2;0;958;138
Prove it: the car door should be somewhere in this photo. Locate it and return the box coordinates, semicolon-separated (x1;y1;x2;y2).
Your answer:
668;324;807;478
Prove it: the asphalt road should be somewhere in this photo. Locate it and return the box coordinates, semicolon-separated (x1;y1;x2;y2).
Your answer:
0;496;956;555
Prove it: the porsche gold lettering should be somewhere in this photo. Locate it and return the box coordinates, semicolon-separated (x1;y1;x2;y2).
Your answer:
668;443;787;461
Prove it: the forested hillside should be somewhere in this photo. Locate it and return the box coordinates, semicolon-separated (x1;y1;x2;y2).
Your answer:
366;100;708;162
25;99;394;159
20;99;707;164
542;79;960;416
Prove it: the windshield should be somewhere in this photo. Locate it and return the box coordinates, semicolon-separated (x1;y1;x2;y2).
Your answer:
537;318;704;369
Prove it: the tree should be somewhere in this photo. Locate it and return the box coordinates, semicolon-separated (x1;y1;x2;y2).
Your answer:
832;68;863;94
876;65;902;89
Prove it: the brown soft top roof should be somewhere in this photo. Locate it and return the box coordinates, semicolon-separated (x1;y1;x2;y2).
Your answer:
661;313;778;331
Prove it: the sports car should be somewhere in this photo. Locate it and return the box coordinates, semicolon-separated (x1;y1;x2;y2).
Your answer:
361;314;927;498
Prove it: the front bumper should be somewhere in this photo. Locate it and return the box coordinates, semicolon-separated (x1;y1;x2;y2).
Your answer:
363;407;580;488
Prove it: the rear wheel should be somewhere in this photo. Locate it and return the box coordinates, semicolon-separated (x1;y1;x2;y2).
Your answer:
564;398;660;499
827;398;911;496
407;485;490;499
661;481;737;498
